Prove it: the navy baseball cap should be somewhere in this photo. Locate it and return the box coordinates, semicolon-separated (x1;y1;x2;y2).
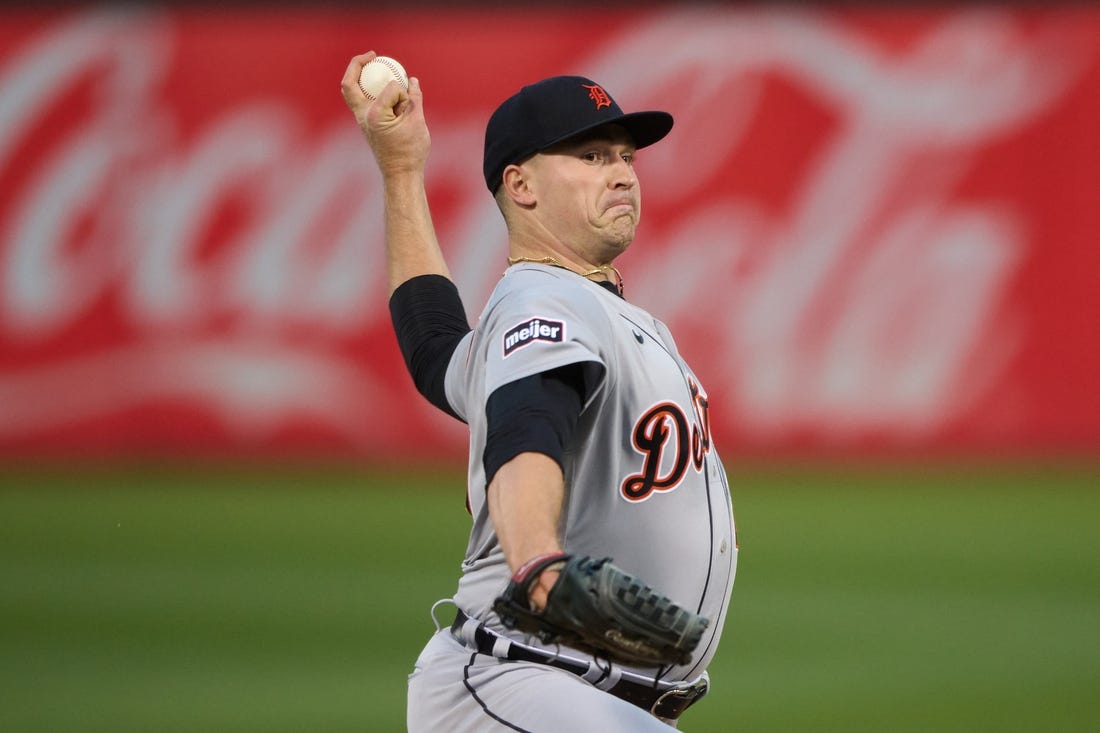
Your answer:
483;75;674;194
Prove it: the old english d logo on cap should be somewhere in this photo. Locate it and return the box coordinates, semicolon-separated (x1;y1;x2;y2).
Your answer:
582;83;612;110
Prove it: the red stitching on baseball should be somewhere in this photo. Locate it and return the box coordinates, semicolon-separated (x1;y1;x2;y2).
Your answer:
376;58;406;86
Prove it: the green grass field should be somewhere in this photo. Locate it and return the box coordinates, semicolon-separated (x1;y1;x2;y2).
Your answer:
2;459;1098;732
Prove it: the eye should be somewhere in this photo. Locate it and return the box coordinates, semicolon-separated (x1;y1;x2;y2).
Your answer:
621;152;635;165
581;151;602;163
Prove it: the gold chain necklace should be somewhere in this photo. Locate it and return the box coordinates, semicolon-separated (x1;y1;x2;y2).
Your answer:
506;256;624;296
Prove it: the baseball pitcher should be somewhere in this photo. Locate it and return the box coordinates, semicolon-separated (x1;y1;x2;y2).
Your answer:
341;51;737;731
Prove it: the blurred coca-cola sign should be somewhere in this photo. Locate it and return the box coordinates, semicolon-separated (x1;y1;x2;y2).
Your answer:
1;5;1097;459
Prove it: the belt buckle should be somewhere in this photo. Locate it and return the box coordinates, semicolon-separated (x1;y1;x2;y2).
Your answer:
650;676;709;721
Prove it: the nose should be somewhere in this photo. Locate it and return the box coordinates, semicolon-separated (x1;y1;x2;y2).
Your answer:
610;158;637;189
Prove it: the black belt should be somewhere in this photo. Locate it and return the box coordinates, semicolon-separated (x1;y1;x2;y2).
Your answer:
450;610;708;721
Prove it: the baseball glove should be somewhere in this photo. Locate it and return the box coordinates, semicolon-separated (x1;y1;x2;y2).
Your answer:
492;553;709;667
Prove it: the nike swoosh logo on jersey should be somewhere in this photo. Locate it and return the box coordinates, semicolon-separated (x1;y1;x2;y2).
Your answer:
620;315;669;358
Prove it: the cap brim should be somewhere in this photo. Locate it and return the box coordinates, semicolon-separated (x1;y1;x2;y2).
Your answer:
543;110;674;152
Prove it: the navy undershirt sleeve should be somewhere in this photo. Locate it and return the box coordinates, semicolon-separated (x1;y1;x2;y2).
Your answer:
388;274;471;421
483;362;594;486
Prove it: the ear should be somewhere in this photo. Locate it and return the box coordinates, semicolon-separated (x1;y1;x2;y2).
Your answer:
501;163;536;207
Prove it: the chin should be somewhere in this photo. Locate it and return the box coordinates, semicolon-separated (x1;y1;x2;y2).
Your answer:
611;226;637;249
601;235;634;261
592;219;636;260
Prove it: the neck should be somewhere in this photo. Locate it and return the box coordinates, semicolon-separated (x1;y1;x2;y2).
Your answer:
506;254;625;296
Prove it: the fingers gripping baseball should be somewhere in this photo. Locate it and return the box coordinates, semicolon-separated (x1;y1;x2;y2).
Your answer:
341;52;429;176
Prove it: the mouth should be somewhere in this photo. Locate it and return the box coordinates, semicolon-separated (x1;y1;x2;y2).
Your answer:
604;200;636;216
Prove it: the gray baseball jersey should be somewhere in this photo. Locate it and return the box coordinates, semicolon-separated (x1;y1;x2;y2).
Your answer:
444;262;737;683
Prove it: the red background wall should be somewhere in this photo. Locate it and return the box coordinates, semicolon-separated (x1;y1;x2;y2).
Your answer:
1;4;1097;460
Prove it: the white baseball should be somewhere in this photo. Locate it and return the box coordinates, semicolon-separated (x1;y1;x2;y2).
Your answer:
358;56;409;100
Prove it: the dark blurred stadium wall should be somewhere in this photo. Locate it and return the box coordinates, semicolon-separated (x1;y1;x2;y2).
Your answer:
1;2;1097;463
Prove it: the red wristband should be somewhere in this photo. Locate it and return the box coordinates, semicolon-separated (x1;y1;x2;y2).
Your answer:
512;551;569;584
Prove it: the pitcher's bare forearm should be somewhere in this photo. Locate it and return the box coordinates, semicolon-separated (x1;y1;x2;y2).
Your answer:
382;170;451;294
487;451;565;610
